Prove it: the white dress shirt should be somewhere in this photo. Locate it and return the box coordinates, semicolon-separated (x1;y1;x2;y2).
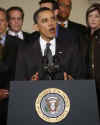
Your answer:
58;20;68;28
40;36;56;56
0;35;6;46
8;30;24;40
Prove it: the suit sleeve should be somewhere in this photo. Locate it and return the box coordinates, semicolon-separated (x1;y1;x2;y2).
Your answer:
64;39;87;79
71;41;87;79
15;46;28;81
73;43;86;79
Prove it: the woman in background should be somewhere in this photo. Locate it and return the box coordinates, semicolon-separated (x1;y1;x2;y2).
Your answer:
86;3;100;117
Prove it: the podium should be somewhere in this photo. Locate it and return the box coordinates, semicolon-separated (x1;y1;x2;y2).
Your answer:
7;80;100;125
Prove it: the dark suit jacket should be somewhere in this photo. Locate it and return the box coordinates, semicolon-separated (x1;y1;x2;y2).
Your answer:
56;24;80;42
59;21;88;76
0;34;21;89
68;20;87;34
15;36;85;80
22;31;31;42
0;34;22;125
31;24;80;45
87;29;100;89
57;21;87;49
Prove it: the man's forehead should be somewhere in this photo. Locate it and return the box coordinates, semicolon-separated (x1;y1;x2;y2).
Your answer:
9;10;22;15
38;10;54;17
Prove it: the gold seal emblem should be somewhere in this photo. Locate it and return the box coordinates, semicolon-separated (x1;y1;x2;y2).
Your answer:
35;88;70;123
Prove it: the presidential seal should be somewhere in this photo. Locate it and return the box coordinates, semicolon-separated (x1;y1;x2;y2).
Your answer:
35;88;70;123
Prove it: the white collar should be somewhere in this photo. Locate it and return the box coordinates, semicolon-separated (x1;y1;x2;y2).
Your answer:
8;30;24;40
40;36;56;56
58;20;68;28
0;34;6;46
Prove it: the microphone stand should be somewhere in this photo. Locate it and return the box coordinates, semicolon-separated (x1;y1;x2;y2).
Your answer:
40;54;64;80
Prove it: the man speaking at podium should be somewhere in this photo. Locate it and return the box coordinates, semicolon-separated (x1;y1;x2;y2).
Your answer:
15;7;85;80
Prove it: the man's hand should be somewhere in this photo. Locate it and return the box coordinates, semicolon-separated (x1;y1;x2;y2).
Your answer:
64;72;73;80
31;72;72;80
32;72;39;80
32;24;39;32
0;89;8;100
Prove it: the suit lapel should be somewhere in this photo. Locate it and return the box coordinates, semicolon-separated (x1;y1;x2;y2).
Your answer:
31;38;65;58
28;38;42;67
68;20;71;28
32;38;42;57
29;38;65;66
23;32;27;40
56;38;65;55
2;35;9;59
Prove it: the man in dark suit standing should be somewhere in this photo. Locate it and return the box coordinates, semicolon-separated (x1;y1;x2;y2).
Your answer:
7;6;30;42
0;35;18;125
0;7;9;105
57;0;88;78
15;7;85;81
0;7;21;125
57;0;86;34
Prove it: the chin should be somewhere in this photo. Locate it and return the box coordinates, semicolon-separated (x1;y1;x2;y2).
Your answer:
91;26;97;30
49;37;54;40
47;36;54;41
50;35;56;38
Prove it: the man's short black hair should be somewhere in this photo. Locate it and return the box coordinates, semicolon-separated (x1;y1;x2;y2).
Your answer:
39;0;58;10
7;6;24;21
33;7;51;24
53;0;59;10
39;0;54;5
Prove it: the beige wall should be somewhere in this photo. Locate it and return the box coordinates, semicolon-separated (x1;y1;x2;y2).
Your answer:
70;0;89;26
0;0;92;32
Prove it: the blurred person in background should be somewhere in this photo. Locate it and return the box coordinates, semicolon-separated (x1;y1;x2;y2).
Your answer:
7;6;31;42
0;7;21;125
86;3;100;117
57;0;86;34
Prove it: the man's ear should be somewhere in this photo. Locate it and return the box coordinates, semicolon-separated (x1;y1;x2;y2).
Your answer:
32;24;39;32
6;22;8;28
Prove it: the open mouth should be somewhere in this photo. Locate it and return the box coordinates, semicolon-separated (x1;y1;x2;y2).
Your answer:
49;28;56;33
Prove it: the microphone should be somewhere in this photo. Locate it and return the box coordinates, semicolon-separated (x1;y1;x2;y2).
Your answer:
38;56;47;80
39;56;56;80
52;53;64;80
39;50;64;80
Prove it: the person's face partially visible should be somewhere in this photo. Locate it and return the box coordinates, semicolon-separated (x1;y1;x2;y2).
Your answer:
58;0;71;21
0;11;8;35
8;10;23;32
40;2;58;19
40;2;53;9
37;10;56;42
88;10;100;31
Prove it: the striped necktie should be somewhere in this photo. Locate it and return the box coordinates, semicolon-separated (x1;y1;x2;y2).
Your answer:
44;43;53;66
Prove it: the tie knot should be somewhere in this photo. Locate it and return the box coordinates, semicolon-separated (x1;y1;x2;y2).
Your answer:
61;23;65;27
46;43;51;48
15;33;18;37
